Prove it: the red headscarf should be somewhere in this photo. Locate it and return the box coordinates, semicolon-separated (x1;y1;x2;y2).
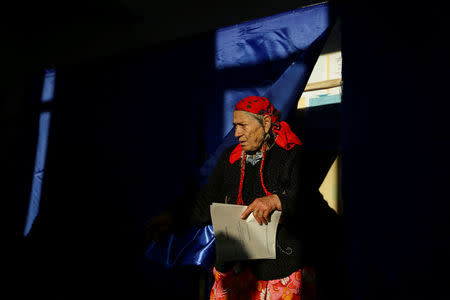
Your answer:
230;96;302;205
230;96;302;164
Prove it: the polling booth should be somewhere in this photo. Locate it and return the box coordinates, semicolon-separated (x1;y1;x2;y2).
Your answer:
16;3;346;299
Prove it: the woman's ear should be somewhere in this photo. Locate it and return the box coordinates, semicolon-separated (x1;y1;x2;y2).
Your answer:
263;115;272;133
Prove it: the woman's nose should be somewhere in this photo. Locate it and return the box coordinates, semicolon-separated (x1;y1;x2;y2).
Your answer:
234;127;241;138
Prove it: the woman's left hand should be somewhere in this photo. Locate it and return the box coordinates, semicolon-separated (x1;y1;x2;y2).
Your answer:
240;194;282;225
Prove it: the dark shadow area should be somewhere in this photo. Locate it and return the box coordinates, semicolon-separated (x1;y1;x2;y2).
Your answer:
295;103;341;190
214;232;251;266
340;2;450;299
14;5;340;300
15;32;217;300
293;103;347;300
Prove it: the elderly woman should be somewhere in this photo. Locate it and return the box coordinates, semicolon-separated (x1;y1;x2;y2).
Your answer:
148;96;316;299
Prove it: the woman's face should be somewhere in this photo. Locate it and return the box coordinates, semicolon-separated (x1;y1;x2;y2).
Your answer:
233;111;267;153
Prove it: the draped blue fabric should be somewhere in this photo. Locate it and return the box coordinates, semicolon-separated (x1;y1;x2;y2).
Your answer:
145;3;333;269
145;225;215;268
23;68;56;236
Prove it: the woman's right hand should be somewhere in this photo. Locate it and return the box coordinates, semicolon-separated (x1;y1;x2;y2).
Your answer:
145;212;174;242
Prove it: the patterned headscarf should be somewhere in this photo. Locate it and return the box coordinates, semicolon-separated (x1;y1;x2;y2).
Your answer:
230;96;302;205
230;96;302;163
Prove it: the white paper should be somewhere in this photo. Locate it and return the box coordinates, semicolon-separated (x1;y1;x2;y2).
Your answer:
210;203;281;261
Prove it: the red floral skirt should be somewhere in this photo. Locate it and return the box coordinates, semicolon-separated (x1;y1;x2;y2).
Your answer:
210;266;317;300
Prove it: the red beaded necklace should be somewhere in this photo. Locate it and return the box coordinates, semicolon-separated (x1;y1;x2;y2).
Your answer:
236;144;272;205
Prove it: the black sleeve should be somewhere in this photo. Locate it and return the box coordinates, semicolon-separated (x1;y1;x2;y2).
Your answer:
187;148;230;226
276;146;306;222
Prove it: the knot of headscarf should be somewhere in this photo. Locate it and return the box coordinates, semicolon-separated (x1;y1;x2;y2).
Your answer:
230;96;302;205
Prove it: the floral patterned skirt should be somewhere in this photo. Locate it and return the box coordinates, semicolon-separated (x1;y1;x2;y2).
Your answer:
210;265;316;300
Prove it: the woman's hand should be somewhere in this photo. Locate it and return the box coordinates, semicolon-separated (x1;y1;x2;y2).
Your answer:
145;212;174;241
240;194;282;225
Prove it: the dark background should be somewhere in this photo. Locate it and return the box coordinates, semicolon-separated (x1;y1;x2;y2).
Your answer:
7;0;450;299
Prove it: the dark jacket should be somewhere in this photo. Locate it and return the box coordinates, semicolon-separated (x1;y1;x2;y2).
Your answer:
187;143;318;280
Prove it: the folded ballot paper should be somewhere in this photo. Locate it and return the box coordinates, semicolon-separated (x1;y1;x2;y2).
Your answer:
210;203;281;261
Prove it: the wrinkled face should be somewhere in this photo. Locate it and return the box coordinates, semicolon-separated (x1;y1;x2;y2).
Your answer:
233;111;266;153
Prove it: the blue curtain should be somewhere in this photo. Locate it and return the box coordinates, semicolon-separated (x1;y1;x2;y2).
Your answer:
22;2;333;298
23;68;56;236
